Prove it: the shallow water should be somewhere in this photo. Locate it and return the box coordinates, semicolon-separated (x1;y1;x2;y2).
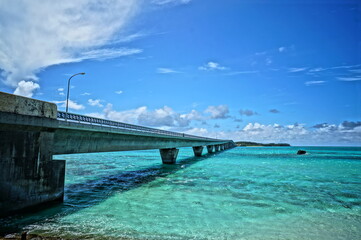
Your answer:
1;147;360;239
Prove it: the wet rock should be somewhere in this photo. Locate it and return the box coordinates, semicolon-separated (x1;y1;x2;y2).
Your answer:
4;234;17;239
297;150;306;155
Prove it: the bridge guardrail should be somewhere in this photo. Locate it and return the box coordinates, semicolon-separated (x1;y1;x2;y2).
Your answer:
57;111;217;141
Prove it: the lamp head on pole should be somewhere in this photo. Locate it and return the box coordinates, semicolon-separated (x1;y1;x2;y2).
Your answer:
65;72;86;121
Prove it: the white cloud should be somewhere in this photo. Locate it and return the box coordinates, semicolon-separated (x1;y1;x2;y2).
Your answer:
255;51;267;56
309;67;325;72
305;80;325;86
158;120;361;146
181;110;204;121
288;67;308;73
86;112;106;119
81;103;361;145
308;64;361;73
81;92;91;96
214;121;361;146
278;47;286;52
337;76;361;81
157;68;180;74
86;104;208;127
184;127;208;136
349;69;361;74
330;64;361;70
78;48;142;61
103;104;146;123
232;122;308;143
115;90;123;94
13;80;40;97
58;87;65;96
152;0;191;5
88;99;103;107
225;71;258;76
101;104;190;127
53;100;85;110
199;62;227;71
0;0;141;96
138;106;190;127
205;105;230;119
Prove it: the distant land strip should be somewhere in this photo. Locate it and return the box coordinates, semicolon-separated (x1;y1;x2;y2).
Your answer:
235;141;290;147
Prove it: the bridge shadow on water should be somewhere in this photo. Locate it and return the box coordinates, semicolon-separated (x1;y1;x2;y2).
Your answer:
0;150;226;235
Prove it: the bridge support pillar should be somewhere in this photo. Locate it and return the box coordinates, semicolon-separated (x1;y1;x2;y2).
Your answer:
192;146;204;157
214;145;220;152
0;92;65;217
207;145;214;153
160;148;179;164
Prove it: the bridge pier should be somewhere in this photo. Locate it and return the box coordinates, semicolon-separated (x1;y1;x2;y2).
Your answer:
0;92;65;216
214;145;220;152
207;145;214;153
159;148;179;164
192;146;204;157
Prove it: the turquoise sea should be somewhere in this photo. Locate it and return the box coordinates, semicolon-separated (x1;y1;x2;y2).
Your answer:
1;147;361;239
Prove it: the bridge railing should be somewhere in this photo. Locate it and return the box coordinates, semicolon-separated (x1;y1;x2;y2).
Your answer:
57;111;216;141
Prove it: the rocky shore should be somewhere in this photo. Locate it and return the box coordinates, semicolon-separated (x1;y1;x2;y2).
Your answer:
0;232;64;240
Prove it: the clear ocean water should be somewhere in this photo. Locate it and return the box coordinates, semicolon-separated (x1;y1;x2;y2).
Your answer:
1;147;360;239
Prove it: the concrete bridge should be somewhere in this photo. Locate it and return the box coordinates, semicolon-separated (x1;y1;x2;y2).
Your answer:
0;92;235;216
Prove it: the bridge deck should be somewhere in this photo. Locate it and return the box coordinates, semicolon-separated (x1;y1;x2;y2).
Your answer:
55;112;232;154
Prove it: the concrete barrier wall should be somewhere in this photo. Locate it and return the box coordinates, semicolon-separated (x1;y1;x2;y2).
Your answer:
0;91;57;119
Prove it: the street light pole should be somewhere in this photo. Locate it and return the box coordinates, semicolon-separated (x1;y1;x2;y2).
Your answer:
65;72;85;121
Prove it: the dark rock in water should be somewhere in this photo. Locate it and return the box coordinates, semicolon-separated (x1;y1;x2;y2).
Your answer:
21;232;26;240
297;150;306;155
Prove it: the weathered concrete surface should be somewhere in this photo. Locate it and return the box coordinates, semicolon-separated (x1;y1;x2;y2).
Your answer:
0;120;65;216
192;146;204;157
0;91;57;119
0;93;63;217
160;148;179;164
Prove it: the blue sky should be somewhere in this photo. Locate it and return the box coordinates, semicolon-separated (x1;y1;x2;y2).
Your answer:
0;0;360;146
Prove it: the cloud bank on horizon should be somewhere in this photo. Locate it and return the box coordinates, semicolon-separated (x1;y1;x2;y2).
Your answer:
82;101;361;146
0;0;141;97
